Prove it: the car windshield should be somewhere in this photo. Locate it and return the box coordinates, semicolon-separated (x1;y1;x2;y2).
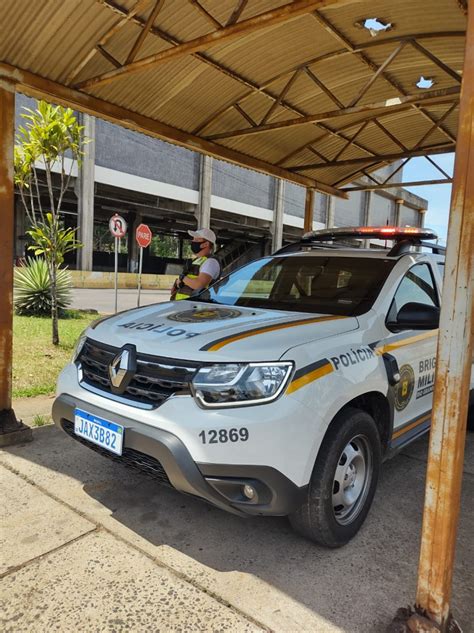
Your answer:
195;255;396;316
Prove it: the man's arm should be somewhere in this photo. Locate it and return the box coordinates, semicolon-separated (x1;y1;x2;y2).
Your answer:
182;271;212;290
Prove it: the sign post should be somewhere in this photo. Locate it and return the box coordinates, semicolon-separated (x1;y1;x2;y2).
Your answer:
109;214;127;313
135;223;152;307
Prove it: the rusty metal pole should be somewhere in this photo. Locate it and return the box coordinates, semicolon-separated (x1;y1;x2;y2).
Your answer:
409;6;474;631
304;187;315;233
0;80;32;446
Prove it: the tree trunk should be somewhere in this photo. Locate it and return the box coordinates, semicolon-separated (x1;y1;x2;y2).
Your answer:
50;263;59;346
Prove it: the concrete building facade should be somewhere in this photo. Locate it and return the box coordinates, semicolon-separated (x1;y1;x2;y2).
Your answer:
14;95;427;275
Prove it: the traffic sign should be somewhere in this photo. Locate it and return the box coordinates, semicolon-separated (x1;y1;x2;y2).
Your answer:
109;213;127;238
135;223;152;248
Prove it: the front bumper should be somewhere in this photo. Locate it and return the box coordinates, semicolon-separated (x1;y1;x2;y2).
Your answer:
52;394;306;517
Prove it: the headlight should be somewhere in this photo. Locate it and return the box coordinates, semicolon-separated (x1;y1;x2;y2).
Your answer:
72;329;88;362
191;362;293;408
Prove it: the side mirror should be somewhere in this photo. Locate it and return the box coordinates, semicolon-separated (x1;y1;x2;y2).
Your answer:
389;302;440;331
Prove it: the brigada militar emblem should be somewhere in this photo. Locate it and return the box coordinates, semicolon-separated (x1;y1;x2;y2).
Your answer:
168;308;242;323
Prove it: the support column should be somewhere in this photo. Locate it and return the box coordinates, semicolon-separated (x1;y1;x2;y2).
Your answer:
394;198;403;226
272;178;285;251
304;188;315;233
326;195;336;228
0;81;32;445
362;191;372;248
404;7;474;632
76;114;95;271
196;154;212;229
418;208;427;228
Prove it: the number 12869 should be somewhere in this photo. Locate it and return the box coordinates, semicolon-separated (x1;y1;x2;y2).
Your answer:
199;428;249;444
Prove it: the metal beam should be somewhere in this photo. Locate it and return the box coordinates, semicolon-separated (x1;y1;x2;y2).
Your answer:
75;0;342;90
413;5;474;630
188;0;222;29
0;62;347;199
206;87;460;140
67;0;151;83
226;0;249;26
293;143;456;171
125;0;165;64
410;39;463;83
342;178;453;191
348;41;408;107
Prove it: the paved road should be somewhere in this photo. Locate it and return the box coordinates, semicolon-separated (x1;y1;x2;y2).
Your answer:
71;288;171;314
2;409;473;632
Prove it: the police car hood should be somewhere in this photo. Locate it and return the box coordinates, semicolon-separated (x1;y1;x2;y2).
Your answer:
89;301;359;361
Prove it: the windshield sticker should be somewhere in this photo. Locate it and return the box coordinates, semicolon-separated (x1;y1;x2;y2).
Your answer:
168;308;242;323
394;364;415;411
118;322;200;339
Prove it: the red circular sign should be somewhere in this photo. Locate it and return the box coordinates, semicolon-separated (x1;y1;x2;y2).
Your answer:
109;214;127;238
135;223;152;248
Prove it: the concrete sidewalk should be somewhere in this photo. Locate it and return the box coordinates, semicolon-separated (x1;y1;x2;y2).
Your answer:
1;419;473;632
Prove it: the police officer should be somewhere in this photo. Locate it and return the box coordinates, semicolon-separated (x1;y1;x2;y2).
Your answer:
171;228;220;300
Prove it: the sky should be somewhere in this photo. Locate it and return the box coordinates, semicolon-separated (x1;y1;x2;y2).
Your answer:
402;153;454;245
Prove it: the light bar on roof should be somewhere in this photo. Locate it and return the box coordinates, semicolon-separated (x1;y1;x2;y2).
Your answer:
302;226;438;242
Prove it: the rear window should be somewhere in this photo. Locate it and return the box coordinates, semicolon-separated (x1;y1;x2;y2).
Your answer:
197;255;396;316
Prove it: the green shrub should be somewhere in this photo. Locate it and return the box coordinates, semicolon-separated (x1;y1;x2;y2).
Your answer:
14;258;72;316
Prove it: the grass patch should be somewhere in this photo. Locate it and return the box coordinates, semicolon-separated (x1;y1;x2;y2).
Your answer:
32;414;52;427
13;313;96;398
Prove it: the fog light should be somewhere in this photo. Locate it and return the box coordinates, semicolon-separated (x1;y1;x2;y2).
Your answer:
243;484;256;500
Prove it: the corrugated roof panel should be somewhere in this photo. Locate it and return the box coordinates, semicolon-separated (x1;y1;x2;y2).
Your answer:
0;0;466;193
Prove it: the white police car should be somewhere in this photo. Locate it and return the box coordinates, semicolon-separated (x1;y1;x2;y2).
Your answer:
53;227;474;547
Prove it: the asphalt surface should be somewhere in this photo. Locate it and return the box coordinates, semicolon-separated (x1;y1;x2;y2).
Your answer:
1;409;473;633
70;288;171;314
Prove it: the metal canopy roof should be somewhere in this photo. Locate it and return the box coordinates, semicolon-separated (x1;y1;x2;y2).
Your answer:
0;0;467;198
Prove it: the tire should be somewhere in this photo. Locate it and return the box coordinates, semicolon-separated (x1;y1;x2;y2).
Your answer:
289;407;382;548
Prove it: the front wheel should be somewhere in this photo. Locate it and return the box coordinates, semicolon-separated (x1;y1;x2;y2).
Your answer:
290;407;381;548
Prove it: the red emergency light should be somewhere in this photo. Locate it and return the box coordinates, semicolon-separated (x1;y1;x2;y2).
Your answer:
302;226;438;242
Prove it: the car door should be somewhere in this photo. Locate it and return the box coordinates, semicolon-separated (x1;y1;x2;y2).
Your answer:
383;262;440;448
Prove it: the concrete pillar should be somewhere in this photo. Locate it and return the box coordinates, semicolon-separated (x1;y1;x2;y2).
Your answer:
128;212;141;273
304;188;315;233
418;208;427;228
76;114;95;271
394;199;403;226
196;154;212;229
326;195;336;228
362;191;372;248
272;178;285;252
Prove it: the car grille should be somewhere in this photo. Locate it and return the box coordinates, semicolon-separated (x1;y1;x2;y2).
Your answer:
77;338;201;408
61;419;172;486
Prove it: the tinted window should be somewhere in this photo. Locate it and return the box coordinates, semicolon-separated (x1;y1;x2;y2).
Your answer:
388;264;438;322
196;256;396;316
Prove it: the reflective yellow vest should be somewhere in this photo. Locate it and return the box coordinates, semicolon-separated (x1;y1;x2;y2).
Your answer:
174;256;208;301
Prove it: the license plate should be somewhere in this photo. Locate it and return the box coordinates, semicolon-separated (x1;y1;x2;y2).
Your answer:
74;408;124;456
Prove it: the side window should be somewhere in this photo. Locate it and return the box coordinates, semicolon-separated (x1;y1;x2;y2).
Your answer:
387;264;439;322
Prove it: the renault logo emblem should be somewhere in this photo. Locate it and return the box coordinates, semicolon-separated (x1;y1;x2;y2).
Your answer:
108;344;137;394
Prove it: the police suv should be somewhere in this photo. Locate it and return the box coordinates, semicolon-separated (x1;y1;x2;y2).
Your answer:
53;227;474;547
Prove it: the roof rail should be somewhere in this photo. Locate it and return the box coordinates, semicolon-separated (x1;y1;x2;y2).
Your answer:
387;239;446;256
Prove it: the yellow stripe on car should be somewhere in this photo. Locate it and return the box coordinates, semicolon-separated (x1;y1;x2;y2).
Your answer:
202;315;346;352
375;330;439;355
392;412;431;440
287;361;333;394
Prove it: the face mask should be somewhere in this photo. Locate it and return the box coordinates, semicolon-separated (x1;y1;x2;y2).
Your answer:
191;241;206;254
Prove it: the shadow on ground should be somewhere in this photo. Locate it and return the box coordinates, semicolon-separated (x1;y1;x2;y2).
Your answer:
3;425;473;633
